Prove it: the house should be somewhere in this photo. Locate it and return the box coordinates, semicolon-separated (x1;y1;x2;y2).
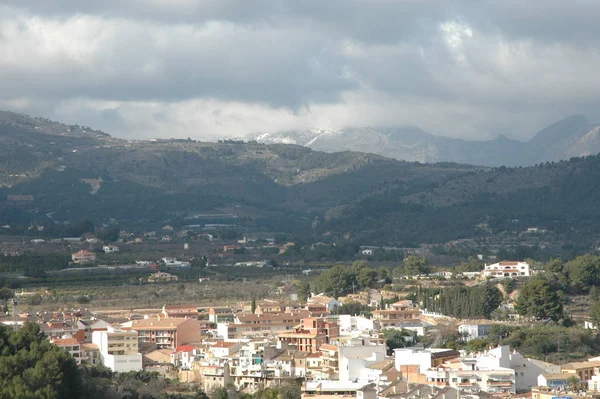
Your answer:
51;337;81;364
71;250;96;264
122;317;202;350
171;345;197;370
92;325;142;372
362;249;373;256
80;343;101;365
148;272;179;283
458;322;494;341
307;294;340;313
483;261;531;278
223;245;239;252
371;301;421;329
102;245;120;254
210;341;241;358
537;373;573;390
301;381;377;399
162;305;198;319
561;360;600;382
161;257;190;268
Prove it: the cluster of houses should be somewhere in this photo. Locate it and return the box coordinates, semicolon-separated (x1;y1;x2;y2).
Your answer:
4;290;599;399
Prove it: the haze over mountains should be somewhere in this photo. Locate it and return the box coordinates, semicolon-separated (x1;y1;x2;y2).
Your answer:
244;115;600;167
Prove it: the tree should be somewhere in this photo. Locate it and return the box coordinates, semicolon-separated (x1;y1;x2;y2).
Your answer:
191;256;207;268
296;281;311;302
515;276;563;321
0;322;84;398
590;286;600;301
545;258;564;274
591;302;600;328
404;256;429;276
357;267;378;289
251;297;257;314
210;387;229;399
382;329;413;354
566;375;581;392
565;255;600;292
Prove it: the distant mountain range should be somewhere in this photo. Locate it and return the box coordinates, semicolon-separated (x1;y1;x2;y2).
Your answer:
243;115;600;166
3;109;600;247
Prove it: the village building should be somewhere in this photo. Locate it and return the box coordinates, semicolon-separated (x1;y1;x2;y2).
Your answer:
71;250;96;264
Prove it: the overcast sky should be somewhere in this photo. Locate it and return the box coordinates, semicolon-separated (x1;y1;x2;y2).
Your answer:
1;1;599;141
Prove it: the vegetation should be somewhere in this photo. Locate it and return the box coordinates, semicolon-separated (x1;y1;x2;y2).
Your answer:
311;261;390;298
6;111;600;248
515;276;564;321
415;283;503;319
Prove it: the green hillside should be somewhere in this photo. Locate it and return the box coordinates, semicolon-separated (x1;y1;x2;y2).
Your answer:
1;111;600;248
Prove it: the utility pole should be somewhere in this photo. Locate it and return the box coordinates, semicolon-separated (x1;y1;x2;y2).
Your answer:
12;298;18;331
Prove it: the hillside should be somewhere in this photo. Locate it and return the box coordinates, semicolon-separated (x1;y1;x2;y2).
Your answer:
244;115;600;167
2;111;600;248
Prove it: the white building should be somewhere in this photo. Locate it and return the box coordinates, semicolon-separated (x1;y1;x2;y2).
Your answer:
302;381;377;399
483;261;531;278
92;326;142;372
458;323;494;341
337;315;378;335
337;338;387;382
362;249;373;256
425;346;560;393
102;245;120;254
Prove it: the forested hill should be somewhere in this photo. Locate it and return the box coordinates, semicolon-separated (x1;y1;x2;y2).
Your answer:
1;111;600;247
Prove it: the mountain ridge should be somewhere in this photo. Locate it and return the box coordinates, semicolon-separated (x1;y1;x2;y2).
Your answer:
3;110;600;248
243;115;600;167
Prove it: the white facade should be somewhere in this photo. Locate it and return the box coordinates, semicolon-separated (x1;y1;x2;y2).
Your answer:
338;342;387;382
483;261;531;278
102;245;120;253
92;326;142;372
394;348;436;373
337;315;378;335
458;323;493;341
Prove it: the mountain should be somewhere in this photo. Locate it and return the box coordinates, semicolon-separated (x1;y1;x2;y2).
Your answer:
3;110;600;248
243;115;600;166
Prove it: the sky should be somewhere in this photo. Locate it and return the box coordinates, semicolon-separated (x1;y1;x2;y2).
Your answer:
1;0;600;141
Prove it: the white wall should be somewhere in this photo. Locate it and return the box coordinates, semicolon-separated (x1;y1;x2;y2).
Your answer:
510;354;560;392
339;345;386;382
103;353;143;372
394;348;432;373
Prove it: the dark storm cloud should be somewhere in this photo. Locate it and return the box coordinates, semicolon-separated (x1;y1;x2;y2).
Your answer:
0;1;599;140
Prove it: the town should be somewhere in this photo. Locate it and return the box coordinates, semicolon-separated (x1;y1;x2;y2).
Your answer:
2;254;600;399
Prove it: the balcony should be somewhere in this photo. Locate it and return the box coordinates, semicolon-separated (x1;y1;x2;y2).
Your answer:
488;381;513;386
457;382;474;386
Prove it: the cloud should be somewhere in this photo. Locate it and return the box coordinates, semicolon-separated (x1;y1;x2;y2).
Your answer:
1;1;599;141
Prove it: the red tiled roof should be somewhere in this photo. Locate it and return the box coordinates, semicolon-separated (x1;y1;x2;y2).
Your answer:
52;338;79;346
173;345;196;354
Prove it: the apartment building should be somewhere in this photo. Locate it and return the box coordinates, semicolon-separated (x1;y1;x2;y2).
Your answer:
371;301;421;329
218;310;311;339
122;317;202;350
277;317;340;353
92;326;142;372
162;305;199;319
